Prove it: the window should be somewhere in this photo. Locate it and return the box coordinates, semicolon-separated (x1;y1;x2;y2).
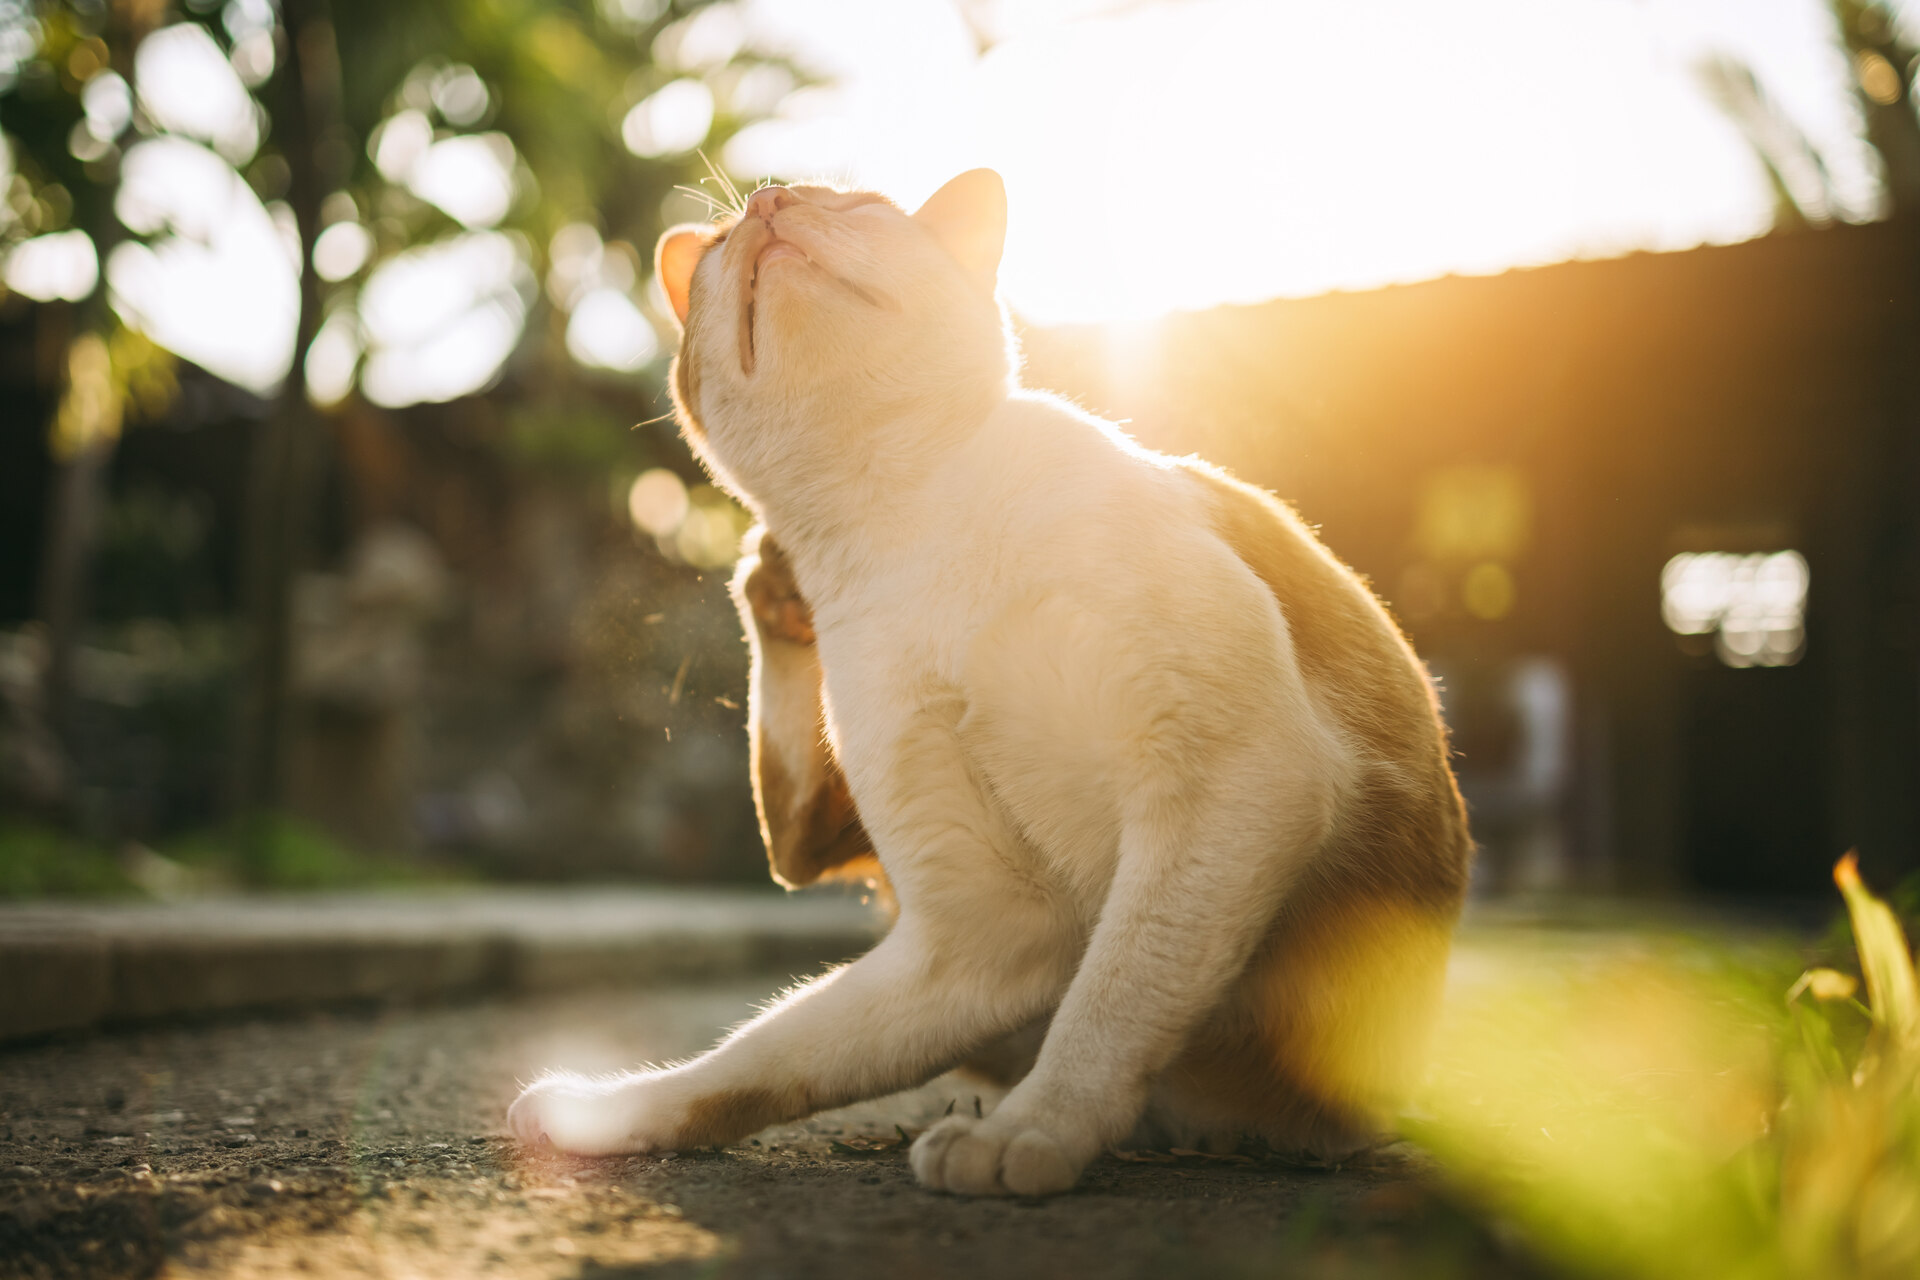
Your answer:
1661;551;1808;668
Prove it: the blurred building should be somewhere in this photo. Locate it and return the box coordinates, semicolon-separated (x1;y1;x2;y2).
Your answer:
1028;217;1920;896
5;218;1916;896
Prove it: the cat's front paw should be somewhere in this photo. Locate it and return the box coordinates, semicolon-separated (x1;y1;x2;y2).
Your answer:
909;1113;1083;1197
508;1071;658;1156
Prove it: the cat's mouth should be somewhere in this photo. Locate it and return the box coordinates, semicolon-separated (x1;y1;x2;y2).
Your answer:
738;232;896;375
755;240;809;273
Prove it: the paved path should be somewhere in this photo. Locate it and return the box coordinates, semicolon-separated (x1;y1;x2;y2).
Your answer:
0;981;1519;1280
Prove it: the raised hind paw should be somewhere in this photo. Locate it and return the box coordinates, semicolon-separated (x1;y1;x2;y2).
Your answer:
909;1113;1084;1197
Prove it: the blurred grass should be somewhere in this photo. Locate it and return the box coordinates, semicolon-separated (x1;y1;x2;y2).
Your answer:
1418;856;1920;1280
0;812;465;899
0;821;144;897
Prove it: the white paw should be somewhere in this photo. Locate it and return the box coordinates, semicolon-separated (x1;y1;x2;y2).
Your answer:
909;1113;1084;1197
508;1071;657;1156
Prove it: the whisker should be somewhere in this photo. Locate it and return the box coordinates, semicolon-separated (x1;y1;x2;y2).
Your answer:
673;183;731;221
698;149;745;216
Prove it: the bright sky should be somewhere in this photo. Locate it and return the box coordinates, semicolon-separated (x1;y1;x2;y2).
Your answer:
4;0;1913;402
730;0;1913;322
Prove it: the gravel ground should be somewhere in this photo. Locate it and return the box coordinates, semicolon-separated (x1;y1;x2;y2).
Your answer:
0;980;1527;1279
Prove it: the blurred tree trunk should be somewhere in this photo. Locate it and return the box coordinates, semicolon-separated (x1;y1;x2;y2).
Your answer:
230;0;346;823
33;306;98;810
32;0;162;814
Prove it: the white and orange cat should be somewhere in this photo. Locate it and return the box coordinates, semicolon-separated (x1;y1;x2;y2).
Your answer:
508;170;1472;1197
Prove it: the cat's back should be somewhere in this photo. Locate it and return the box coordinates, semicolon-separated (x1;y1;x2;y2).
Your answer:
954;394;1251;601
1174;458;1472;902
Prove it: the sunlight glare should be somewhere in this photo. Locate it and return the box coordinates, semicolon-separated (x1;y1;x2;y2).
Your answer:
408;133;517;229
80;70;131;143
656;3;746;72
107;137;297;393
627;468;690;538
732;0;1889;324
371;109;434;184
357;232;533;407
673;486;749;569
430;64;491;127
622;79;715;158
369;110;518;229
567;287;659;372
305;310;361;407
312;220;372;282
2;229;98;302
224;0;278;86
134;22;259;163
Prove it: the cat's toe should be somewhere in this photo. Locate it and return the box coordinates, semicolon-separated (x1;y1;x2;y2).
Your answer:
907;1114;974;1190
506;1087;549;1146
999;1128;1077;1197
909;1115;1083;1197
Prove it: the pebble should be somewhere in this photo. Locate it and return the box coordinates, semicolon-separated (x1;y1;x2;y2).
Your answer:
1;1165;42;1180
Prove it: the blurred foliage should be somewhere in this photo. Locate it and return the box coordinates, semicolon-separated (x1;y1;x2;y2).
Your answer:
1416;855;1920;1280
1832;0;1920;213
1;0;793;398
159;809;463;889
0;819;142;896
1703;1;1920;227
503;400;655;474
90;484;221;618
0;809;459;897
2;0;779;845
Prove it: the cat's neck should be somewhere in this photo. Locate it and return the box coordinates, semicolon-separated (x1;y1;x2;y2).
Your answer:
749;382;1010;606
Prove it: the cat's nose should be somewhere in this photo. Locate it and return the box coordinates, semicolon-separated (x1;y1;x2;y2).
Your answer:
746;186;794;223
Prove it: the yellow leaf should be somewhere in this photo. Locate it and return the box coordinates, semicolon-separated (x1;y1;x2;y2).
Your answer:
1834;852;1920;1051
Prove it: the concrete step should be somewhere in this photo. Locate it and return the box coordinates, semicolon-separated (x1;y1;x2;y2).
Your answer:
0;886;886;1043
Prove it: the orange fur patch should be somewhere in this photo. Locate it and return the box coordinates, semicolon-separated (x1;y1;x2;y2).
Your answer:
676;1086;809;1149
737;533;878;889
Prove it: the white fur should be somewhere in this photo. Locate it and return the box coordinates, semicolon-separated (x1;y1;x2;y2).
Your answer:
511;182;1365;1196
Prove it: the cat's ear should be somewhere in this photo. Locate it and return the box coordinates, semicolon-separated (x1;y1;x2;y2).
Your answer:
912;169;1006;292
655;225;709;328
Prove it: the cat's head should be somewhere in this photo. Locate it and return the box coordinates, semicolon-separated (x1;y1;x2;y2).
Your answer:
652;170;1011;508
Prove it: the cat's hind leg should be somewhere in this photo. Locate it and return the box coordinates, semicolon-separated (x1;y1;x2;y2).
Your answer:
909;741;1348;1197
1143;869;1458;1162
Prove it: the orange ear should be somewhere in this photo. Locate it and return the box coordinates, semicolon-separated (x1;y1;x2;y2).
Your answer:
912;168;1006;292
655;225;709;327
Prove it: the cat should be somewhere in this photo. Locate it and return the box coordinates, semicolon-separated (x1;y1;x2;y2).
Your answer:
508;170;1473;1197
